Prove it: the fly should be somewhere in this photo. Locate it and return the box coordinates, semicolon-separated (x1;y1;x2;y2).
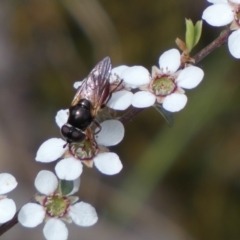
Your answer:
61;57;111;143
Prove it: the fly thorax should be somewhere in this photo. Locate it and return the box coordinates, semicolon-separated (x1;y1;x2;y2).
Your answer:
68;100;93;130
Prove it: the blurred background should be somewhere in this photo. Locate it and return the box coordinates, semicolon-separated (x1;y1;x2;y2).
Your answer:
1;0;240;239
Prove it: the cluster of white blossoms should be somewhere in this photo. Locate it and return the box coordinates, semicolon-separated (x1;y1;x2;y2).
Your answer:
74;50;204;113
35;109;124;181
202;0;240;58
18;108;123;239
18;170;97;240
3;1;240;238
20;62;126;238
41;49;204;184
103;49;204;112
17;48;204;239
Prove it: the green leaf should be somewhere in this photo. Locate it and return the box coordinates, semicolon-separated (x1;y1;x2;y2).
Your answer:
193;20;202;48
154;103;174;127
59;180;74;196
185;19;195;53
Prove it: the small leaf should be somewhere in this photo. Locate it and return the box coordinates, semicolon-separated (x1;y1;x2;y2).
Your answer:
185;19;195;53
175;38;187;53
154;103;174;127
59;180;74;196
193;20;202;47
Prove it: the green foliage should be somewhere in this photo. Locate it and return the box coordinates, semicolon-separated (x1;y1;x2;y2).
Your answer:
154;103;174;127
185;19;202;53
59;180;74;196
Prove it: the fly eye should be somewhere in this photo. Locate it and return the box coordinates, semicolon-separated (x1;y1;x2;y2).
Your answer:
61;124;86;143
61;125;71;139
71;129;86;142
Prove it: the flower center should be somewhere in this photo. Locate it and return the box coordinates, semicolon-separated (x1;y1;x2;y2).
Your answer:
44;194;70;218
69;129;98;160
151;76;176;96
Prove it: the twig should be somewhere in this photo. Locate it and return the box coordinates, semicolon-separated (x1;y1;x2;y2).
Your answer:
193;29;232;64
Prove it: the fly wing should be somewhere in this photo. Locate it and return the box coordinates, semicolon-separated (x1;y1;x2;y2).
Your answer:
71;57;111;114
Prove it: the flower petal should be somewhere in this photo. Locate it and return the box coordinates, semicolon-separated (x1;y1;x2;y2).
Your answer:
110;65;129;83
163;93;187;112
94;152;122;175
124;82;138;89
55;158;83;180
132;91;156;108
207;0;228;3
95;120;124;146
0;173;18;194
43;219;68;240
34;170;58;195
202;4;234;26
176;66;204;89
159;48;181;73
55;109;69;128
36;138;67;163
107;90;133;110
0;198;16;223
18;203;45;227
73;80;84;89
121;66;150;86
69;202;98;227
228;29;240;59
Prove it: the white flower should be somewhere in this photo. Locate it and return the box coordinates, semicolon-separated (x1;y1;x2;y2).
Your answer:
202;0;240;58
18;170;97;240
123;49;204;112
0;173;17;224
36;110;124;180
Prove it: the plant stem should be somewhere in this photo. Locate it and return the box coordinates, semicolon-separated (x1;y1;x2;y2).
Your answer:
120;107;143;123
193;29;232;64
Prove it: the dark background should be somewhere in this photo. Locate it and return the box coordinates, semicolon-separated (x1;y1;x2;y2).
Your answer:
1;0;240;239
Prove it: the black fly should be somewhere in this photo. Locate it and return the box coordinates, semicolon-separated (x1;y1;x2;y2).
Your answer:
61;57;111;143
